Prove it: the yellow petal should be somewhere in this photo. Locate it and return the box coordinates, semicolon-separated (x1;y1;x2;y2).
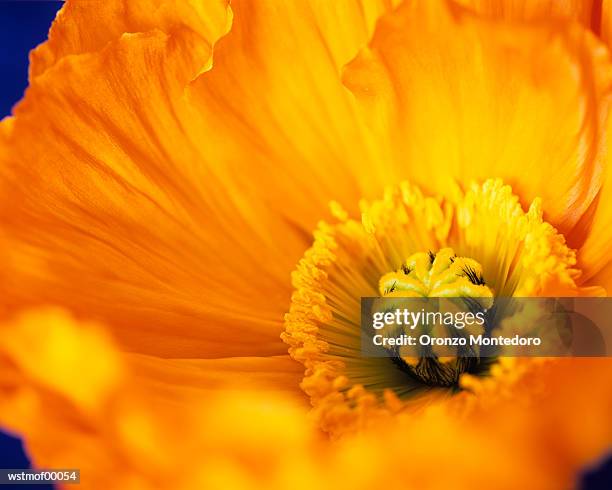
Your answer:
342;0;612;235
0;308;309;488
0;308;122;413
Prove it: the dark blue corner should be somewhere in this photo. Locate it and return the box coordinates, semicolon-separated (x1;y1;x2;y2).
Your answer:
0;1;63;117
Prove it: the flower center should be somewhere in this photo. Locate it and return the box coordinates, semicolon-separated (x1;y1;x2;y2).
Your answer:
283;179;594;435
375;247;493;387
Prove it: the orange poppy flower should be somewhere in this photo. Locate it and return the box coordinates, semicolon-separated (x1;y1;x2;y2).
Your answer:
1;0;612;488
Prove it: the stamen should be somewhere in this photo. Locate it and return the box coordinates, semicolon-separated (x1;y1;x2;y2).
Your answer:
283;179;595;435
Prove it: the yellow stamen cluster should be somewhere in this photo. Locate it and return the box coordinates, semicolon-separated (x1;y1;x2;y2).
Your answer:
283;179;593;436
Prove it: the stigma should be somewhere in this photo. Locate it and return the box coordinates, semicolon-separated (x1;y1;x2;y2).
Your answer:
374;248;494;387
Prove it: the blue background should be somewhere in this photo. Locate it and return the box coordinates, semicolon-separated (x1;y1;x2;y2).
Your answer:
0;0;62;118
0;1;611;488
1;5;63;488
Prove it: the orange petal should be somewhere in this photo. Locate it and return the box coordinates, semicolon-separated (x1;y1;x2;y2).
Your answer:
1;27;292;356
126;353;305;404
456;1;611;61
1;0;401;358
455;0;598;26
601;0;612;45
575;114;612;290
29;0;233;78
185;0;404;226
342;0;612;235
